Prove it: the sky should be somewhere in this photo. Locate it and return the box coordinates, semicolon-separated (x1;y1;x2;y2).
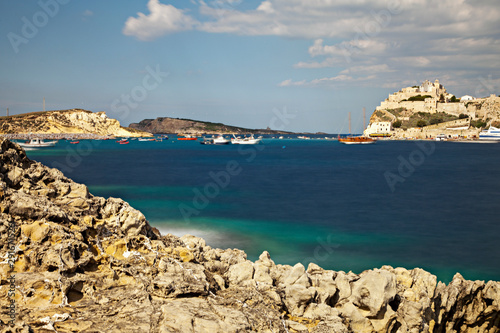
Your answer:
1;0;499;133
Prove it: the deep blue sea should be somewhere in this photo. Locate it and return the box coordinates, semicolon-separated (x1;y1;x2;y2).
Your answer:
26;136;500;283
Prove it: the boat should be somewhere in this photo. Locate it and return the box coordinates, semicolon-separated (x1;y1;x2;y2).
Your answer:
338;110;376;144
231;134;261;145
213;134;230;145
17;138;57;148
199;139;214;145
138;138;155;142
201;134;230;145
70;141;79;144
338;136;376;144
177;134;197;141
479;126;500;140
435;134;448;141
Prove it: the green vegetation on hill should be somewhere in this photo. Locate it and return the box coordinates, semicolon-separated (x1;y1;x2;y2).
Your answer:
402;95;433;102
373;111;393;122
176;118;256;132
387;111;460;129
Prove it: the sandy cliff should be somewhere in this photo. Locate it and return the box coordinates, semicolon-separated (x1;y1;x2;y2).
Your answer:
0;137;499;332
0;109;152;137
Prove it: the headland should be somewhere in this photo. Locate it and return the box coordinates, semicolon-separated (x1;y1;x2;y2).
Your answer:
129;117;293;135
0;109;152;138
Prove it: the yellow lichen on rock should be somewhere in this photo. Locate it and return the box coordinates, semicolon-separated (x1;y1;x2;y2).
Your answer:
21;221;50;243
105;240;128;260
176;247;195;262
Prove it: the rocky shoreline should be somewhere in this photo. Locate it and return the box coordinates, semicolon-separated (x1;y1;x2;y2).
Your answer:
1;137;499;332
0;109;152;138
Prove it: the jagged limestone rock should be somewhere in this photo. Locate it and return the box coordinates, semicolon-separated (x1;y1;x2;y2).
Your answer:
0;137;500;332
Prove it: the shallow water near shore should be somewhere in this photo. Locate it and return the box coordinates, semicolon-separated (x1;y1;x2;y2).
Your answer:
26;136;500;283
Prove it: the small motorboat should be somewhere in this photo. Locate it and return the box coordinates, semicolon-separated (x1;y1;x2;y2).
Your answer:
70;141;79;144
177;134;198;141
17;138;57;148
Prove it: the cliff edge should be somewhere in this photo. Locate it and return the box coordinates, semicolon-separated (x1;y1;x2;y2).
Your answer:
0;109;152;137
1;137;499;332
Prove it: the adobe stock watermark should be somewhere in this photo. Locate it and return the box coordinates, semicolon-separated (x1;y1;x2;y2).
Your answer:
51;140;96;174
7;0;71;54
111;65;169;119
7;214;18;326
302;234;340;268
474;75;499;97
198;0;243;19
341;0;402;63
178;106;296;223
51;65;167;175
384;140;435;192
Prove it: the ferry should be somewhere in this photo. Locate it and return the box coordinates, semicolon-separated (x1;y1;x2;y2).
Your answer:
479;126;500;140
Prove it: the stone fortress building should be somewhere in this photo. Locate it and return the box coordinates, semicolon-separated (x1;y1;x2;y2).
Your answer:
376;79;467;116
364;79;500;139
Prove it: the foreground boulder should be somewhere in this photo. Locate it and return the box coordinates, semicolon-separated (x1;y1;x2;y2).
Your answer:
0;137;499;332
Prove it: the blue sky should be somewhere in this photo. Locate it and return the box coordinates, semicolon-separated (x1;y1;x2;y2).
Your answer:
1;0;499;133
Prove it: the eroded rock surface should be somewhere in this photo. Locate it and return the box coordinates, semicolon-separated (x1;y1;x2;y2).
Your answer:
0;137;499;332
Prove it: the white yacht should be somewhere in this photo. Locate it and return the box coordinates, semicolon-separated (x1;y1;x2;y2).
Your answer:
479;126;500;140
212;134;230;145
231;134;261;145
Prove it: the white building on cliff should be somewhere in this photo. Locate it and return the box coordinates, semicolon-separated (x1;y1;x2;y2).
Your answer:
364;121;392;137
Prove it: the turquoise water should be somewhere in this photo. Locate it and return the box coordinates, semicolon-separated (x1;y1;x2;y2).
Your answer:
26;137;500;283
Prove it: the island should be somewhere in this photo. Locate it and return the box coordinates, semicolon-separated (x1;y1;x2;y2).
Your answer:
129;117;293;135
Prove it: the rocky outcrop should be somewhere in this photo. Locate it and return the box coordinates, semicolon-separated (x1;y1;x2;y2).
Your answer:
0;109;152;137
1;137;499;332
129;117;291;135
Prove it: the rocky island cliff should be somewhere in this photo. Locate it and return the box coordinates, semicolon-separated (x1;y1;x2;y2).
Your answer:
365;79;500;139
129;117;292;135
0;109;152;138
1;137;499;332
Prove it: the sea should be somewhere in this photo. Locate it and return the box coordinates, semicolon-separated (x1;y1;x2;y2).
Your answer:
25;135;500;283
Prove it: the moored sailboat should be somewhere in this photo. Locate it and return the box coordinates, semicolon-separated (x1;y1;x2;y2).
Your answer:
338;110;376;145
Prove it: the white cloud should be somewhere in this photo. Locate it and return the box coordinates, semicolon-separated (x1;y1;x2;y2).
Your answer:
279;74;375;87
123;0;198;41
123;0;500;91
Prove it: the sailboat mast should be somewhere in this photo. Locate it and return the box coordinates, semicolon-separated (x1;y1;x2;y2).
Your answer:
43;97;45;112
348;112;351;135
363;107;366;130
